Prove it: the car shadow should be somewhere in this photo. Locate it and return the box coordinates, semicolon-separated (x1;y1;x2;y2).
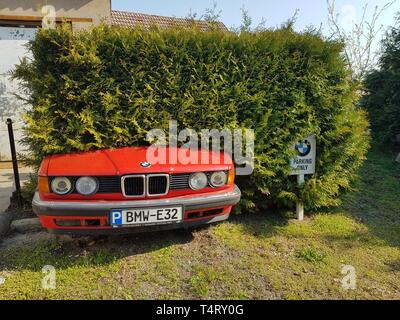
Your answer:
0;228;196;272
95;228;195;256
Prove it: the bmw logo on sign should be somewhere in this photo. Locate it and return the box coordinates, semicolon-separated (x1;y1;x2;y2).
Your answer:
140;161;151;168
295;140;312;157
290;135;316;176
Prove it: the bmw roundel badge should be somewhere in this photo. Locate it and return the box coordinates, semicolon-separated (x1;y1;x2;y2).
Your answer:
295;140;312;157
140;161;152;168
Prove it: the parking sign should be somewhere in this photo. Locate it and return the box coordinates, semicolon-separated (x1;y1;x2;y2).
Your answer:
290;135;316;175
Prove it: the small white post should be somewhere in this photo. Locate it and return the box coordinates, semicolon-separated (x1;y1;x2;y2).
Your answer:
296;174;305;221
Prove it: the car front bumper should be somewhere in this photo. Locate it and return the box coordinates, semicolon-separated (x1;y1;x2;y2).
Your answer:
32;185;241;235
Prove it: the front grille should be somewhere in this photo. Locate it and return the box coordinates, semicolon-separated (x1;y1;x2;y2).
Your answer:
50;171;223;196
170;173;190;189
122;175;145;197
147;174;169;196
97;176;121;193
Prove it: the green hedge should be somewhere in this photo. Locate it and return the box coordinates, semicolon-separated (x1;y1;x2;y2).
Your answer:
14;24;369;210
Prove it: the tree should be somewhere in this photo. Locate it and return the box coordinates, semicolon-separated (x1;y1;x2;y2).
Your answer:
186;2;222;23
327;0;397;82
362;13;400;144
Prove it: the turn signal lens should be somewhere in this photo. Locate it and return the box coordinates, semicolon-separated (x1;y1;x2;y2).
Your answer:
38;176;50;193
227;169;235;185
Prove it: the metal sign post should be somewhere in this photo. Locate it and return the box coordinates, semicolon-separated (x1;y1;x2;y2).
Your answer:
296;174;305;220
6;118;22;207
290;135;316;221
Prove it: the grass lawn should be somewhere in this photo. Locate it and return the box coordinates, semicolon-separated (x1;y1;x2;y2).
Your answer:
0;147;399;300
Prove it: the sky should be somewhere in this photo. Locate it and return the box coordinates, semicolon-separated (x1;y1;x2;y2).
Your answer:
112;0;400;34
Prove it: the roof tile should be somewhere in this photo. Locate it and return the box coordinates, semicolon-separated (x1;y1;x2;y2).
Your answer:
111;10;228;32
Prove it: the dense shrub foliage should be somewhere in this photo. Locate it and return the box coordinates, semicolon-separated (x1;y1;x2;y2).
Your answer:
14;24;369;210
362;20;400;144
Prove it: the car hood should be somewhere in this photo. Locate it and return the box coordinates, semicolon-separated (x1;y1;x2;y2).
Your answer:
44;146;233;176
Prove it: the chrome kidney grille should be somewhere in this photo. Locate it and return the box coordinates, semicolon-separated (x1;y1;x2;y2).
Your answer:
147;174;169;196
122;175;145;197
122;174;169;197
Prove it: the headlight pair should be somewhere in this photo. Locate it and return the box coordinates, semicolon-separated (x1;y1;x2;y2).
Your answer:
188;171;228;190
51;176;98;196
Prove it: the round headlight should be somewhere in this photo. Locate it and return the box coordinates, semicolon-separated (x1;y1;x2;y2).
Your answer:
51;177;72;195
210;171;227;187
189;172;208;190
75;176;98;196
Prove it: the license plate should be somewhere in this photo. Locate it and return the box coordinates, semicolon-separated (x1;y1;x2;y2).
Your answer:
110;206;183;227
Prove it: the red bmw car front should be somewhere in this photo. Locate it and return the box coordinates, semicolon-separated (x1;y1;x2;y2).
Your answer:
32;146;241;235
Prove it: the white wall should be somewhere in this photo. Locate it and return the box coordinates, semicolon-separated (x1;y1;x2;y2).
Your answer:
0;0;111;24
0;27;37;161
0;0;111;160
